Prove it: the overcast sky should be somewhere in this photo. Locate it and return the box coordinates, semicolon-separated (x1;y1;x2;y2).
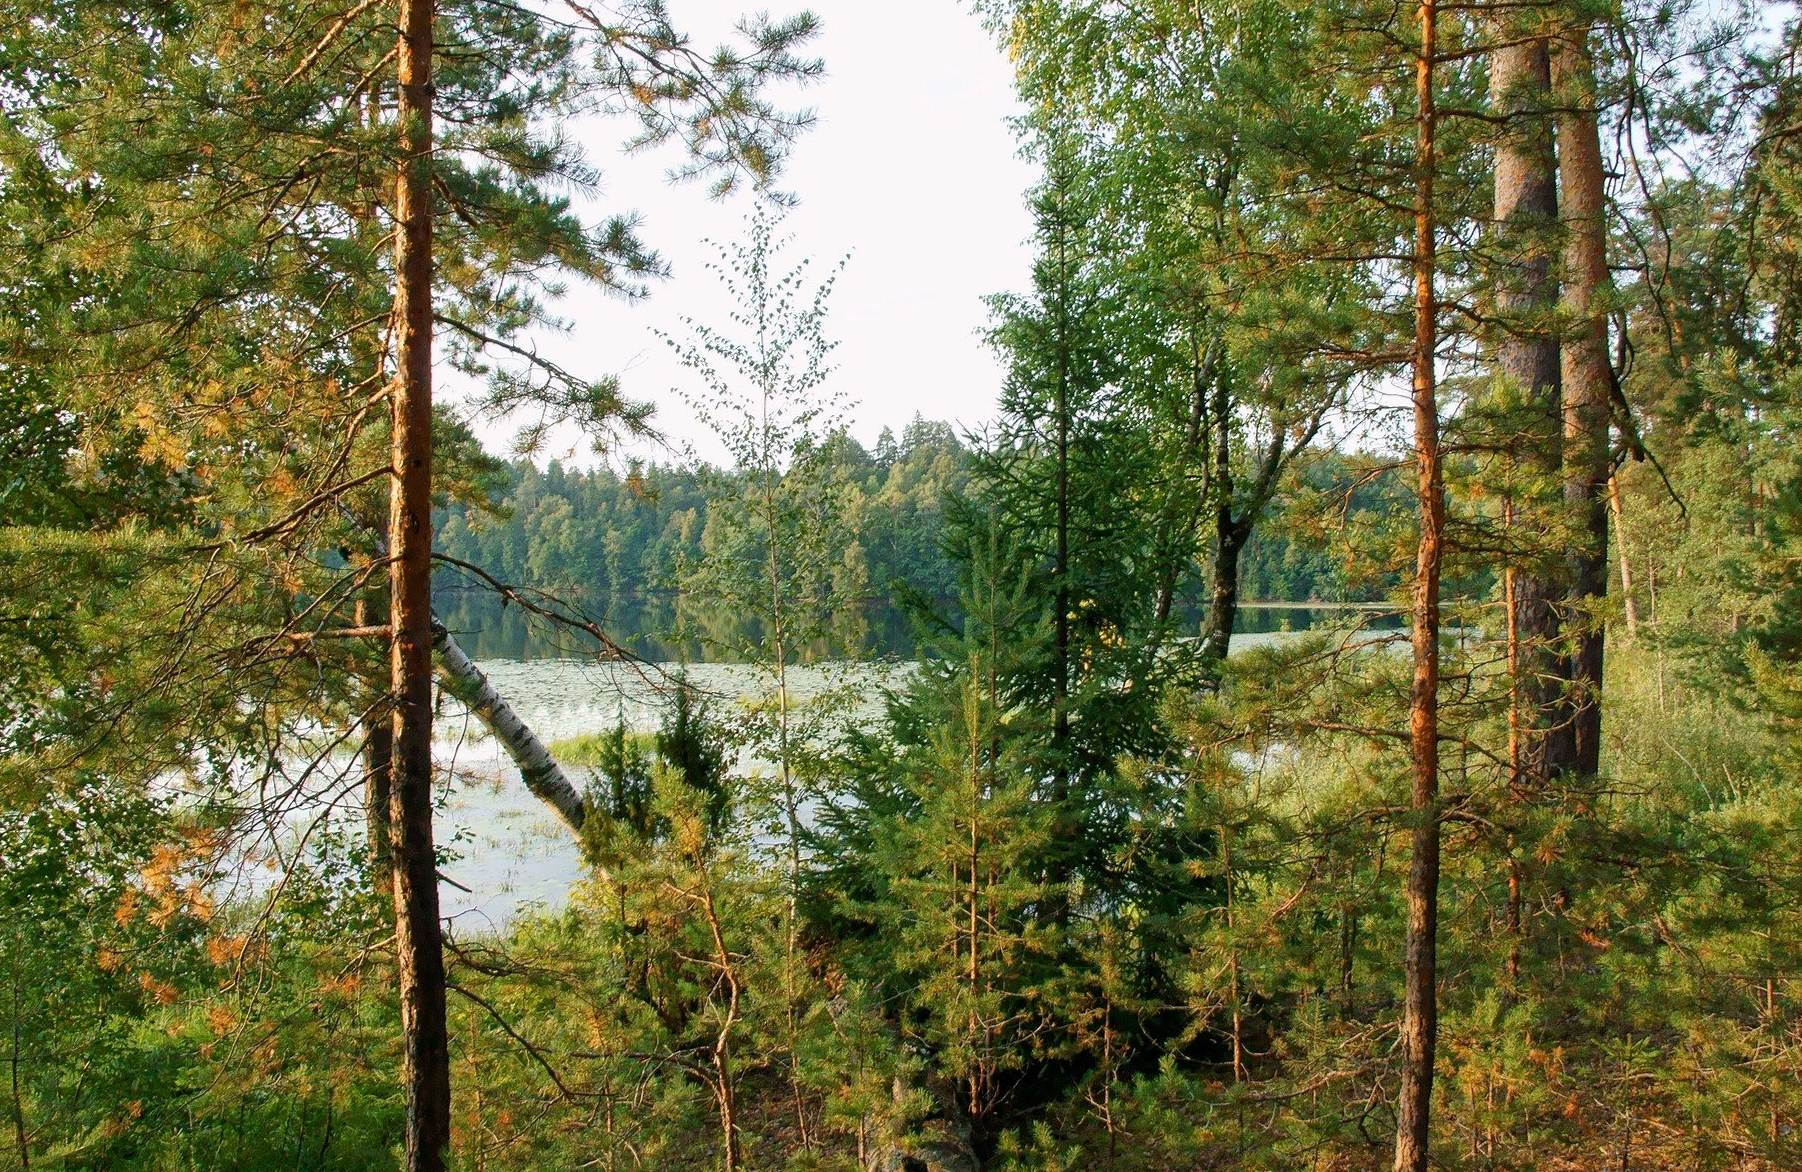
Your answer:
470;1;1038;467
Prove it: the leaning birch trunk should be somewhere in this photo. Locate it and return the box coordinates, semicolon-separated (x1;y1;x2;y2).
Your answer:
430;621;587;834
349;515;590;841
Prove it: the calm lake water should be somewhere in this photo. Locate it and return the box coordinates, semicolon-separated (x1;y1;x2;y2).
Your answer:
431;658;886;931
428;607;1398;930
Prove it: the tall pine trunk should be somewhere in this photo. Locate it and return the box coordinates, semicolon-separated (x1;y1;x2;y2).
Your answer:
1046;166;1075;921
1553;25;1611;777
1395;2;1444;1166
364;702;394;870
1489;17;1565;789
389;0;451;1167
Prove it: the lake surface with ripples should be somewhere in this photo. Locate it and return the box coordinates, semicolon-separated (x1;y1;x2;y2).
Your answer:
427;612;1401;929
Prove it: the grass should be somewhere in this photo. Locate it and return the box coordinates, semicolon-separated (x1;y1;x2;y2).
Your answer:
545;728;657;767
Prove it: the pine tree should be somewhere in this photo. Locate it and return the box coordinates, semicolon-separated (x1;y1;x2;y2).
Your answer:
1552;8;1616;777
3;1;823;1164
816;517;1060;1153
1485;0;1569;794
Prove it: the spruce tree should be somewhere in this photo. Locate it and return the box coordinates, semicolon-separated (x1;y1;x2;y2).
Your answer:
814;516;1060;1152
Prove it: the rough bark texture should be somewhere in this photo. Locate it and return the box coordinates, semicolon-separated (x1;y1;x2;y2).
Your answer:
1490;20;1567;788
431;623;587;833
364;707;394;870
389;0;451;1166
1395;3;1443;1167
1200;515;1246;666
356;600;393;871
1553;27;1612;777
1200;372;1241;669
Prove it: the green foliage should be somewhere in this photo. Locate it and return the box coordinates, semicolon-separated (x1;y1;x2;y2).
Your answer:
431;425;1371;661
9;1;1802;1170
657;673;734;839
556;678;733;843
431;418;975;657
0;777;403;1168
815;522;1061;1134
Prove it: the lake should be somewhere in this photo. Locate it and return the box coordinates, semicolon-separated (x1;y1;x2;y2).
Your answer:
430;658;887;932
431;591;1396;663
428;607;1399;930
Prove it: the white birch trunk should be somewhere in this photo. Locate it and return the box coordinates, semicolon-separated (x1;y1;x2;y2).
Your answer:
430;621;587;834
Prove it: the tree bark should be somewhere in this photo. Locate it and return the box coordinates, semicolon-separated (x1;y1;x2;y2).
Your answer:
1200;515;1247;667
357;598;393;871
350;551;583;841
1044;162;1076;924
1395;3;1443;1167
1608;474;1639;641
1553;25;1612;777
1489;14;1566;788
1197;391;1320;674
1052;185;1072;797
431;622;587;833
364;703;394;870
1200;369;1240;670
389;0;450;1166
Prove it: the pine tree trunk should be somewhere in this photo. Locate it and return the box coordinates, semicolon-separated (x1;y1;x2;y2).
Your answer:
364;705;394;869
1047;173;1074;923
1553;26;1611;777
389;0;451;1166
1395;4;1443;1167
1053;207;1072;794
1489;16;1566;788
967;720;983;1121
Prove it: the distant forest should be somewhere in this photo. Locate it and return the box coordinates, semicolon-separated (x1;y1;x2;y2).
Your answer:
434;415;1404;657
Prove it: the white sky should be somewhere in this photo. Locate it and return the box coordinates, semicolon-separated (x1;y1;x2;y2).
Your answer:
468;1;1038;468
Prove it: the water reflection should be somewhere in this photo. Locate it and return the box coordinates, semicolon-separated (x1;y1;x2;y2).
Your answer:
432;590;917;664
433;658;891;932
432;590;1400;664
426;601;1398;929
